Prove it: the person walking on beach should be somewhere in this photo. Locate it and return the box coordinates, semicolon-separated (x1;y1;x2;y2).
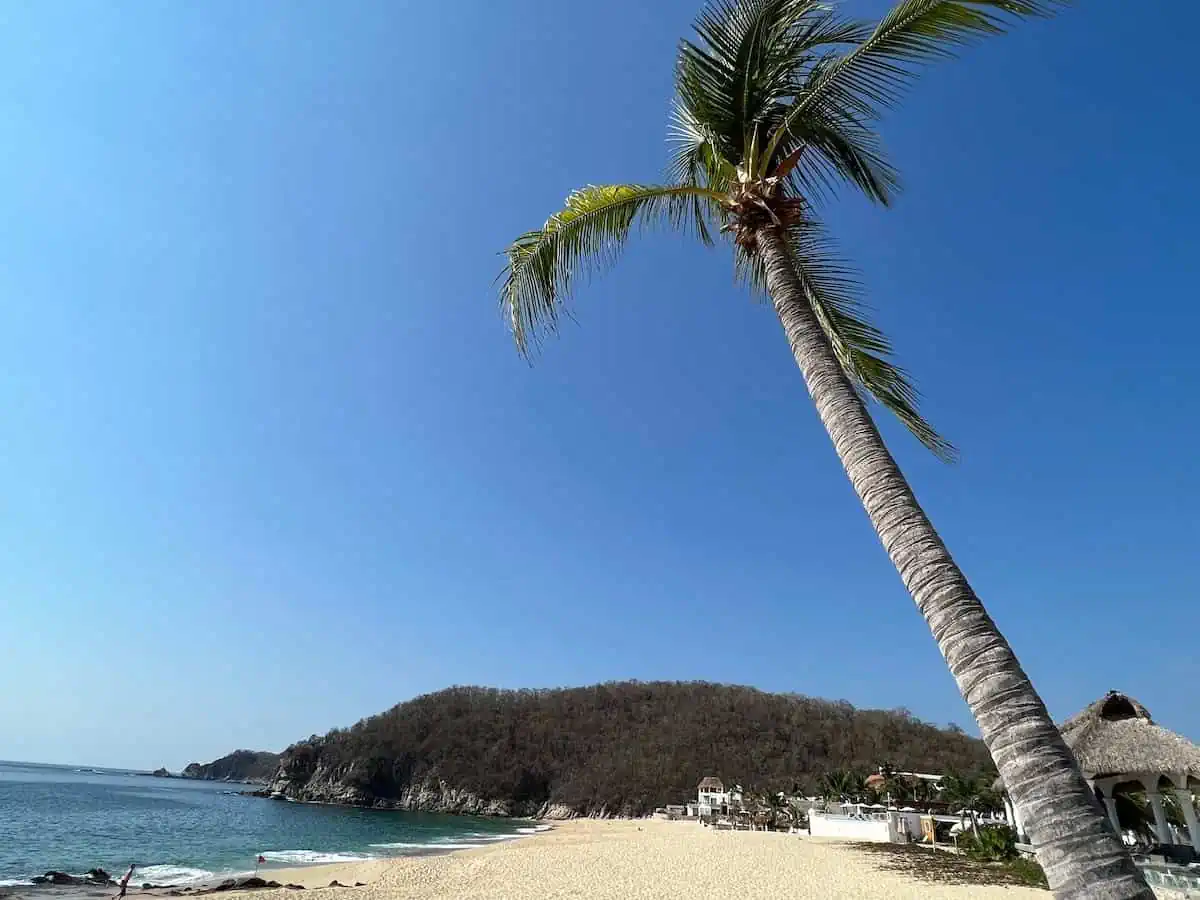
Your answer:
115;864;135;899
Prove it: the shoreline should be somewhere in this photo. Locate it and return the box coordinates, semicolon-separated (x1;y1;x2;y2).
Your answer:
0;825;556;900
5;820;1049;899
221;819;1046;899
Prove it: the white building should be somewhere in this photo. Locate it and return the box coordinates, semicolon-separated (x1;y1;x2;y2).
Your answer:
697;777;743;817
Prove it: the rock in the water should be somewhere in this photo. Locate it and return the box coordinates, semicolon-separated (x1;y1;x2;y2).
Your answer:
86;868;113;884
151;768;172;778
35;872;81;886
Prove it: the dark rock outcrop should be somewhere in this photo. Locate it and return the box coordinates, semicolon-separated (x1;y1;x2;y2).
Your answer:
265;681;994;818
181;750;280;784
32;873;80;886
151;768;173;778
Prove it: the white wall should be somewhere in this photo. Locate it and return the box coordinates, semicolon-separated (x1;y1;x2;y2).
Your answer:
808;812;891;843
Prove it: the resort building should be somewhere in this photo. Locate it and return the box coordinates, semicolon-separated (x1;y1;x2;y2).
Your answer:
696;777;743;817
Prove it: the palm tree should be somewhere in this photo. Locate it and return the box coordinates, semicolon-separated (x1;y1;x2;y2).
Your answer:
910;775;936;807
498;1;1148;895
761;790;789;829
787;797;809;833
819;768;864;804
941;772;996;832
885;773;913;805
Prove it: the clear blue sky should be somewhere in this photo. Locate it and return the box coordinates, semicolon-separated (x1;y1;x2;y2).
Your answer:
1;0;1196;772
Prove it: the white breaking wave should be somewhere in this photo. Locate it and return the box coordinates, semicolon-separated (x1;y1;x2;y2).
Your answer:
135;866;215;886
0;879;34;887
516;825;552;834
259;851;375;865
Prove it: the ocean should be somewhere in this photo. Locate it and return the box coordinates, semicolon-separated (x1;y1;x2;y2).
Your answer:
0;761;544;890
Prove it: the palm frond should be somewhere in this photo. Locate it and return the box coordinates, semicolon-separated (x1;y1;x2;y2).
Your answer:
667;101;738;192
762;0;1068;168
676;0;866;175
500;184;724;355
772;100;900;205
738;220;955;460
667;102;737;244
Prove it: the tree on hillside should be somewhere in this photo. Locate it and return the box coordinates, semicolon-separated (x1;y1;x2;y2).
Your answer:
499;1;1147;895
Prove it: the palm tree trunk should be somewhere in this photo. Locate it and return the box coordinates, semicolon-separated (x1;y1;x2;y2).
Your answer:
755;229;1150;899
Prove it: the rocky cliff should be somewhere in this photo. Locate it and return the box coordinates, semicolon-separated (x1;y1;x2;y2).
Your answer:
269;753;577;818
264;681;993;817
183;750;280;784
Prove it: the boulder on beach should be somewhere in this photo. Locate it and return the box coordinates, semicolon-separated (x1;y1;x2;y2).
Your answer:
33;872;82;886
284;884;304;890
236;877;268;890
212;879;238;892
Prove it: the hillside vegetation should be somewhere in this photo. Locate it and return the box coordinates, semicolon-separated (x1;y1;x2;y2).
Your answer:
270;682;992;816
183;750;280;784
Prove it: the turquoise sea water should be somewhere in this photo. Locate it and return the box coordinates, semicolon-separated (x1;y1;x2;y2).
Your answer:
0;761;541;888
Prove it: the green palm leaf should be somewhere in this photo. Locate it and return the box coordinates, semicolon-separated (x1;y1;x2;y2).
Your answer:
676;0;867;177
761;0;1068;170
738;218;955;460
501;184;724;355
501;0;1063;459
772;99;900;205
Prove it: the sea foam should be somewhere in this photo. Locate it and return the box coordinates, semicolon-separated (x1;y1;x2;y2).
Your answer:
135;866;215;886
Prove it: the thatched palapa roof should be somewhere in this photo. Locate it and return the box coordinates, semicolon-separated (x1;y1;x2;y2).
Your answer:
1060;691;1200;782
994;691;1200;793
698;776;725;792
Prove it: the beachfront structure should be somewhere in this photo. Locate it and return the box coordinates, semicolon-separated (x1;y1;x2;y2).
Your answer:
998;691;1200;853
697;776;727;817
696;777;743;818
865;769;944;799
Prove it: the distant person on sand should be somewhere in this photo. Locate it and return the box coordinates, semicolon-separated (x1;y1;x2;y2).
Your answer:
115;864;136;899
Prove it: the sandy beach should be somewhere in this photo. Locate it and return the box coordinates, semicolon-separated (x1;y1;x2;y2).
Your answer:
254;819;1045;899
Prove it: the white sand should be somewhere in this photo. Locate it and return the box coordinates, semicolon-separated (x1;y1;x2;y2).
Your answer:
251;818;1046;899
